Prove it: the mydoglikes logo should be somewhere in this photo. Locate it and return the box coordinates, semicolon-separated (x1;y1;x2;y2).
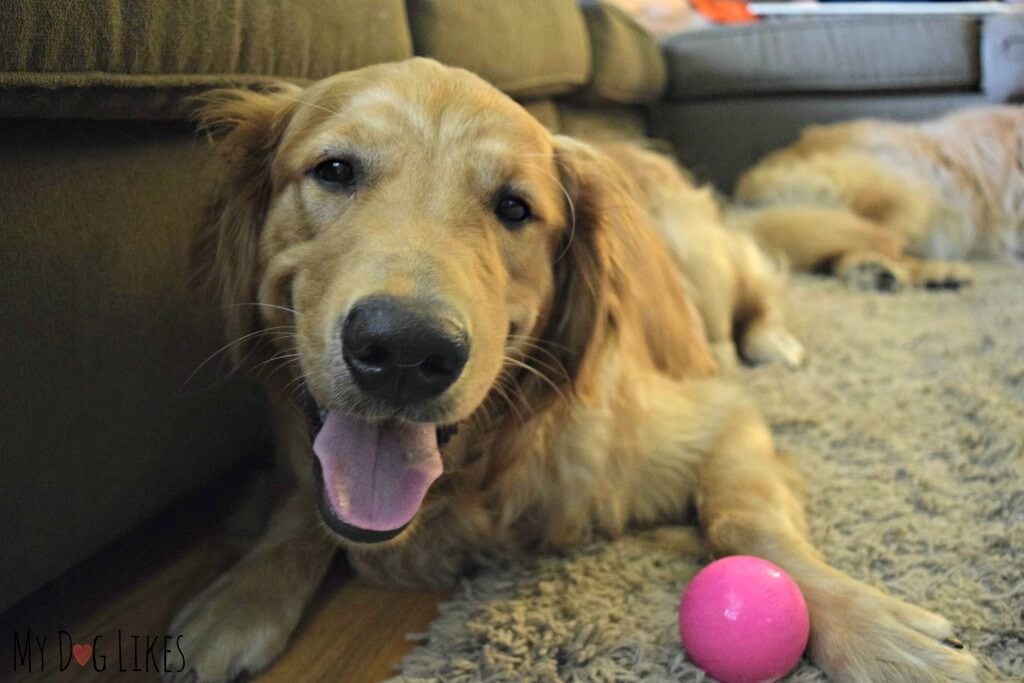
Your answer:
10;629;186;674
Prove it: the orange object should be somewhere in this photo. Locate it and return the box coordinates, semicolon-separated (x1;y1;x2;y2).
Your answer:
690;0;758;23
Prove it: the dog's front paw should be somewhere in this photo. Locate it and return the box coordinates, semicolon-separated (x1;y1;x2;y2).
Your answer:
163;569;301;683
740;324;805;368
915;260;973;290
836;253;909;292
807;575;979;683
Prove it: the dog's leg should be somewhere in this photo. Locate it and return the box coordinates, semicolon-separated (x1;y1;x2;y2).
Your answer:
735;205;972;291
660;215;804;368
738;316;805;368
902;256;974;290
166;482;335;682
731;205;903;273
726;231;805;368
167;398;335;683
693;395;979;682
834;251;974;292
833;248;913;291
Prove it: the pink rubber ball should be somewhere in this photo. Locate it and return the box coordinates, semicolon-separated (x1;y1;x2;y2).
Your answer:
679;555;810;683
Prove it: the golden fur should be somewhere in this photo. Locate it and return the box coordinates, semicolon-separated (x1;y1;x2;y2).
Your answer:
167;59;978;682
733;105;1024;291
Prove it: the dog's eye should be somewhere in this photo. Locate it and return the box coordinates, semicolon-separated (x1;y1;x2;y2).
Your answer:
313;159;355;187
495;196;531;225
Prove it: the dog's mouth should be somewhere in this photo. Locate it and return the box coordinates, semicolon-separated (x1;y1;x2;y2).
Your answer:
301;390;455;544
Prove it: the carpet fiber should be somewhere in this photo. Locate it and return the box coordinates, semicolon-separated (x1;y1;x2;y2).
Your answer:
394;263;1024;682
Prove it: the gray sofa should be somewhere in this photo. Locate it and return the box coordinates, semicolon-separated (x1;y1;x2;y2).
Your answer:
652;14;1024;190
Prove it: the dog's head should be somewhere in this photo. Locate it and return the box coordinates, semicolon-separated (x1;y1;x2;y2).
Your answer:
194;59;636;544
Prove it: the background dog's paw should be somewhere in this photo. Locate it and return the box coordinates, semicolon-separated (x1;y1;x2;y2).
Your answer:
915;260;973;290
808;576;980;683
740;325;806;368
836;253;909;292
163;571;299;683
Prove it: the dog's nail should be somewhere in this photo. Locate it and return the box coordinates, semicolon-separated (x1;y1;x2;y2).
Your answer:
876;271;898;291
943;636;964;649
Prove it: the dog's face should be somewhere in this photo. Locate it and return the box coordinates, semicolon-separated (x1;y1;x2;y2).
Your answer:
265;62;568;424
198;59;608;544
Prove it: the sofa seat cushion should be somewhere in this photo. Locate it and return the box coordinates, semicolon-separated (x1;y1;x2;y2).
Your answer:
579;0;666;104
0;0;413;119
406;0;590;98
664;16;980;100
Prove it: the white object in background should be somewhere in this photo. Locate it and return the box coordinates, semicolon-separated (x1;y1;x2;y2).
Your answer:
749;2;1023;15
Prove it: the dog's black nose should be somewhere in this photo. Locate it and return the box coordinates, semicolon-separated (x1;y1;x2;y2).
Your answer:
341;296;469;405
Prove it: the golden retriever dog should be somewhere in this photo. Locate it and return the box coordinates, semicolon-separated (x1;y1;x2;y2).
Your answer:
599;141;804;368
167;58;977;682
733;105;1024;291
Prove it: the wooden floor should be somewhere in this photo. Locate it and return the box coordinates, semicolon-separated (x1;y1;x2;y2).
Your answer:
0;468;444;683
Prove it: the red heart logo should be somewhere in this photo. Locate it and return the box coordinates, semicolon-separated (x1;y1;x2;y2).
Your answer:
72;643;92;667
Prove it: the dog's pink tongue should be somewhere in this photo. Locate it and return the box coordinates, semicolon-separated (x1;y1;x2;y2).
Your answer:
313;413;442;532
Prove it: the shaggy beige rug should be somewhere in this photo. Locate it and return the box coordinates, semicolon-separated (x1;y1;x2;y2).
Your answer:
392;263;1024;683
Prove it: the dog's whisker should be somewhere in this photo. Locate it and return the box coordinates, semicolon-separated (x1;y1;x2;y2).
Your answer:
236;333;305;374
502;355;570;407
251;347;299;373
490;376;527;425
268;363;301;386
533;166;576;264
229;302;303;318
502;378;537;424
281;355;320;398
506;348;570;386
506;333;576;356
505;335;573;373
259;353;303;380
182;326;299;388
284;373;312;402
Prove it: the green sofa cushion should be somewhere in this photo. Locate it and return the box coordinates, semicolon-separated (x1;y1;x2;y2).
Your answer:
579;0;666;104
406;0;591;98
559;102;650;140
664;16;980;100
0;0;413;119
521;99;562;131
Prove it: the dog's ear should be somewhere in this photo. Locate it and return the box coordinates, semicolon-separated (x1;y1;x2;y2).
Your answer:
513;136;717;415
516;136;626;409
190;83;302;366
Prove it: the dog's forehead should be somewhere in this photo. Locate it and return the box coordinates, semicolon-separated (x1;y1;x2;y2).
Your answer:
291;68;551;160
352;88;514;146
